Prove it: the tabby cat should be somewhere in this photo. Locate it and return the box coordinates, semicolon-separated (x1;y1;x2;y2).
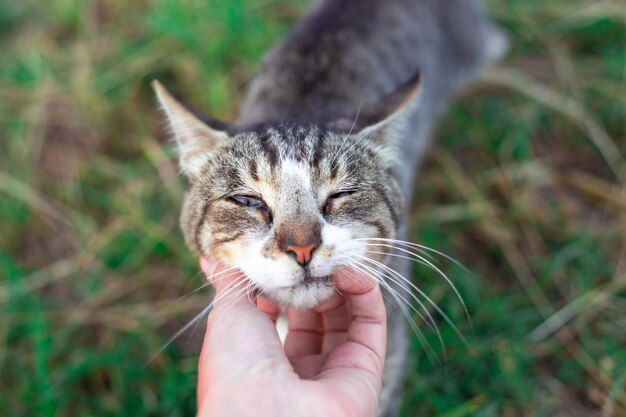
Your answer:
153;0;505;415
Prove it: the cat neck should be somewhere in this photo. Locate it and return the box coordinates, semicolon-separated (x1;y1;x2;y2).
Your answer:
236;0;502;127
235;0;505;202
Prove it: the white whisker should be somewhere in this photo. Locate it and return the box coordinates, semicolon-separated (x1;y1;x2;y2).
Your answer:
356;254;470;348
348;259;444;348
345;260;441;364
206;266;240;284
146;275;247;366
355;237;471;273
246;280;258;305
348;258;439;333
360;243;472;329
178;266;239;300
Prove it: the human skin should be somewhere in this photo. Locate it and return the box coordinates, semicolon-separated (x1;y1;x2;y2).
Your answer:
196;257;387;417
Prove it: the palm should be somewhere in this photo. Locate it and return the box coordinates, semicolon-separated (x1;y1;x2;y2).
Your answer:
197;258;386;417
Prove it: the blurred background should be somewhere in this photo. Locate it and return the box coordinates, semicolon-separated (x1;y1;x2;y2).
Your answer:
1;0;625;416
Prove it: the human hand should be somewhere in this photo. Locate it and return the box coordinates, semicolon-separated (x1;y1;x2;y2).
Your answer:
196;257;387;417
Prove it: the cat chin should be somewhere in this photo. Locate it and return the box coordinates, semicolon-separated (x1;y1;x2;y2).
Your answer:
263;280;336;309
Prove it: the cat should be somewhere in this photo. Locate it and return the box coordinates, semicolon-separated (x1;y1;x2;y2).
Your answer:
152;0;506;415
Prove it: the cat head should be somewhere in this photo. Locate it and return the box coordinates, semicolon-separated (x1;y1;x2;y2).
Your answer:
153;76;420;308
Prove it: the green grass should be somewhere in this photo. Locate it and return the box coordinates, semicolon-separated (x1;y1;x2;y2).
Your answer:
1;0;625;416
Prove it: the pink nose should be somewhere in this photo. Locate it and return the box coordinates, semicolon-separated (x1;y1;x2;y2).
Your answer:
285;244;317;267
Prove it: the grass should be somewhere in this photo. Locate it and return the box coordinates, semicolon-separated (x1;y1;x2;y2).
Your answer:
0;0;624;416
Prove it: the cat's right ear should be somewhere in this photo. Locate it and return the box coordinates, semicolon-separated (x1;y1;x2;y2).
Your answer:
152;80;229;178
325;72;422;146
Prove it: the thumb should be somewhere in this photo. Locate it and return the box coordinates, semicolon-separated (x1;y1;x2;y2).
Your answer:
198;258;289;377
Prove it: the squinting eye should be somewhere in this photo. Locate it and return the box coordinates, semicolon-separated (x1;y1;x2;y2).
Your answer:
230;195;265;208
323;190;356;216
328;190;355;200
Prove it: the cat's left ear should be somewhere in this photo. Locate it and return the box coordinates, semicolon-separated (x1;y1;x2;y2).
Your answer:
152;80;230;178
327;72;422;150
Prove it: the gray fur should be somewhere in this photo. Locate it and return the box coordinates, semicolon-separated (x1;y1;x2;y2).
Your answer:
239;0;505;197
154;1;504;415
237;2;504;416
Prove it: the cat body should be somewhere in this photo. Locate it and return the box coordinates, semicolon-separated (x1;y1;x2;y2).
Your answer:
238;0;506;197
153;1;505;415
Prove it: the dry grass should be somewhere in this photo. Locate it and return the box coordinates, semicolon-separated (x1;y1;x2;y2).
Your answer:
0;0;624;416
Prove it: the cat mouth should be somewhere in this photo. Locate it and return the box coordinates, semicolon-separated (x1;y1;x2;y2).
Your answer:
276;273;331;290
302;271;331;285
270;274;335;308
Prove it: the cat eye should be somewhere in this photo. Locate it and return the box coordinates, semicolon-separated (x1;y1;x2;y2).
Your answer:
323;190;356;216
328;190;356;200
229;195;265;209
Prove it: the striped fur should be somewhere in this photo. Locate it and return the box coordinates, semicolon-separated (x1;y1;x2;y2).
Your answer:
173;122;405;308
153;0;505;415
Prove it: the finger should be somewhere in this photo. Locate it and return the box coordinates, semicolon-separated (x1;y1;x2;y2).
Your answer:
201;257;282;321
200;256;219;279
284;308;323;358
198;275;289;407
331;267;386;371
316;268;386;412
200;257;241;293
257;296;281;322
289;353;327;379
318;294;350;353
197;258;290;384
